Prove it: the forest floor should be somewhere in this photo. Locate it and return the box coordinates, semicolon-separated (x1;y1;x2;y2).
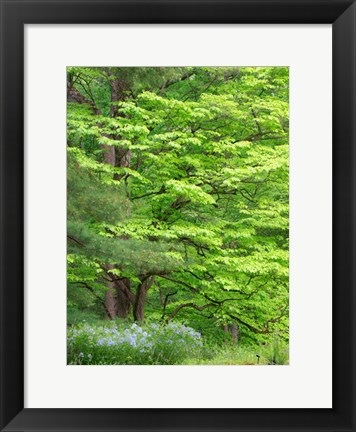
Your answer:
67;320;289;366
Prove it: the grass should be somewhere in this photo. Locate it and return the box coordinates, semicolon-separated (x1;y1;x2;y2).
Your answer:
186;343;289;365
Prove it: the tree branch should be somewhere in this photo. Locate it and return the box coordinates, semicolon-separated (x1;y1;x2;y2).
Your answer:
131;185;166;201
67;234;85;247
168;302;215;320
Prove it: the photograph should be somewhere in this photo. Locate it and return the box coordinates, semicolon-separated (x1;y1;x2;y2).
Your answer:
2;0;355;428
66;66;289;366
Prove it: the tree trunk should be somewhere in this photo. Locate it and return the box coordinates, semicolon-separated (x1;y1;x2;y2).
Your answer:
101;141;119;319
133;284;147;322
232;324;238;344
102;73;132;319
67;73;133;320
104;264;117;319
133;276;155;322
223;324;238;344
101;144;115;166
115;278;132;318
104;288;117;319
223;325;229;344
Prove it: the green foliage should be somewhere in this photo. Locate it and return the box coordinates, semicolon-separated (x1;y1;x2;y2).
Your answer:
67;307;102;327
67;321;203;365
260;334;289;365
186;342;289;365
67;66;289;363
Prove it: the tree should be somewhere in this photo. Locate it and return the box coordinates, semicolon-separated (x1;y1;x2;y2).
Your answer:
67;66;289;342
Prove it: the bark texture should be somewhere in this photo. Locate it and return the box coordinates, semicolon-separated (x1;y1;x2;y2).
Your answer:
231;324;238;344
133;277;155;321
104;264;118;320
102;73;133;319
115;279;133;318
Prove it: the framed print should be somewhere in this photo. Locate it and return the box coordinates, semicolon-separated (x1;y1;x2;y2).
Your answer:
0;0;355;431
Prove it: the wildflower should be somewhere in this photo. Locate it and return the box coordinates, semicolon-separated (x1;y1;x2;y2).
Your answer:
130;340;137;348
79;352;84;358
88;354;92;359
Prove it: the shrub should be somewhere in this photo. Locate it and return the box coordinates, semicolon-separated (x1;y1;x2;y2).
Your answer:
67;321;203;365
260;336;289;365
67;307;101;327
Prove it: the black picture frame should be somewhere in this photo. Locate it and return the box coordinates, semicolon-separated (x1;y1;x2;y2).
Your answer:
1;0;355;431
